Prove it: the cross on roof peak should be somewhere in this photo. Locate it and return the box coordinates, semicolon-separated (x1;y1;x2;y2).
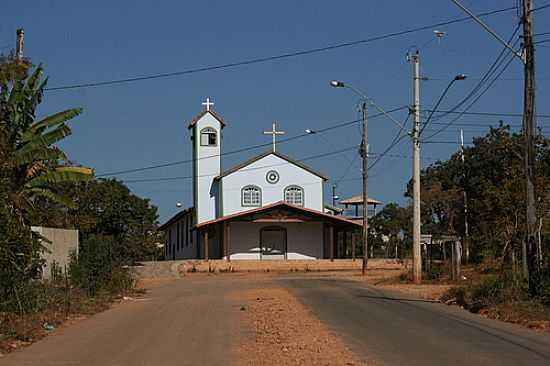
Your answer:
263;122;286;152
202;97;214;112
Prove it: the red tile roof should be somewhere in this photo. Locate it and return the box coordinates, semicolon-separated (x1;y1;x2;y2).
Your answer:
194;201;362;229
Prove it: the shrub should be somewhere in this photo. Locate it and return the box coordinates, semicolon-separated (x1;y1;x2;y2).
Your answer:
441;286;468;307
69;235;135;297
531;266;550;306
469;277;504;312
425;263;444;280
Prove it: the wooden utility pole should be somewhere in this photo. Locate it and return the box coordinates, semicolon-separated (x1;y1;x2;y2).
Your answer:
410;50;422;284
522;0;537;281
361;101;369;275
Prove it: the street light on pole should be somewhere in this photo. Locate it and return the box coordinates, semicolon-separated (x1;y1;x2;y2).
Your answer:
408;49;467;283
419;74;467;137
330;80;369;275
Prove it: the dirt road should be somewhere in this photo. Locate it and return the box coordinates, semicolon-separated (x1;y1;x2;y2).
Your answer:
3;274;550;366
1;277;254;366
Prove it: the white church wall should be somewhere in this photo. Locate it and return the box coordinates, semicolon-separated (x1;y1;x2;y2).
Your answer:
228;222;323;260
194;113;221;224
164;213;197;260
286;222;323;259
221;154;324;216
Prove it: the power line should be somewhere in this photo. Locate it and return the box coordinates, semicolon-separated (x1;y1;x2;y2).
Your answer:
425;109;550;118
534;39;550;45
121;145;359;183
45;6;517;91
531;3;550;12
96;106;408;177
429;23;521;123
368;112;412;171
120;147;439;185
424;42;518;141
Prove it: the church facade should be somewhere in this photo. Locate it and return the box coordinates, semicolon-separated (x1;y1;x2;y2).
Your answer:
160;100;361;261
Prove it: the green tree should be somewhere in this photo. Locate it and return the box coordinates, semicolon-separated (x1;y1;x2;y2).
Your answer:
32;179;162;264
0;65;93;223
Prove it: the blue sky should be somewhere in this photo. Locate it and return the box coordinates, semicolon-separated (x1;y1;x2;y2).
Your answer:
3;0;549;222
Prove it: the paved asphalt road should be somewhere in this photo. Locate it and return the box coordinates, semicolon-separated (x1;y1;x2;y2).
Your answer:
3;274;550;366
282;276;550;366
1;277;252;366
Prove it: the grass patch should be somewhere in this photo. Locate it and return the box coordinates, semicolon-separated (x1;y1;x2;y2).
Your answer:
441;276;550;331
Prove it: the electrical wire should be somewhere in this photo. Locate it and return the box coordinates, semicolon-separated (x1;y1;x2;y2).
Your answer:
121;145;359;183
368;112;412;171
96;106;408;177
531;3;550;12
425;109;550;118
45;6;517;91
429;23;521;123
424;42;518;141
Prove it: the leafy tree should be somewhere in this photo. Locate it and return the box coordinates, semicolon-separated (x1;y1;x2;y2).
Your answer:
370;203;411;258
32;179;163;264
411;124;549;272
0;63;93;309
0;65;92;223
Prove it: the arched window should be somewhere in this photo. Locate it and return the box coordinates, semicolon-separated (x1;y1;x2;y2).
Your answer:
200;127;217;146
284;185;304;206
242;185;262;207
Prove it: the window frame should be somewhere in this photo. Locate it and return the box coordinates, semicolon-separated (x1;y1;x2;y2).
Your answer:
241;185;262;207
200;127;217;147
284;185;304;206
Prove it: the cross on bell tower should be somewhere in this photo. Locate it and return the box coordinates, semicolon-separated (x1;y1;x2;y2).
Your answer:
263;122;286;152
202;97;214;111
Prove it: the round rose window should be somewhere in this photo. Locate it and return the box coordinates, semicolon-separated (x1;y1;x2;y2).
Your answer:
266;170;280;184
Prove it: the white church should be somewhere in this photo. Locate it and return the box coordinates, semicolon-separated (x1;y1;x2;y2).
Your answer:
160;99;363;261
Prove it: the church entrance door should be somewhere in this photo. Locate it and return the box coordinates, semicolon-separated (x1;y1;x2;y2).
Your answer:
260;226;287;260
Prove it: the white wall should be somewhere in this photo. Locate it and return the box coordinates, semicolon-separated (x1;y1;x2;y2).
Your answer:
165;212;197;260
228;222;323;260
194;113;222;224
221;154;324;216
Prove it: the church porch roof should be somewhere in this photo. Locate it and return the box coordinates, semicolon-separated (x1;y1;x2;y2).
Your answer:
194;201;361;229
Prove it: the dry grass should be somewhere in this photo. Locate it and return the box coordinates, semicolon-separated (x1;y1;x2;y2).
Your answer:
480;301;550;331
0;287;144;356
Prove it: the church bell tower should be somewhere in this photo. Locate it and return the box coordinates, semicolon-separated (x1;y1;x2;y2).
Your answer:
189;98;225;224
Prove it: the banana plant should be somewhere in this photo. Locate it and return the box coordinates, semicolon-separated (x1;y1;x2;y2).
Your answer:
0;65;92;220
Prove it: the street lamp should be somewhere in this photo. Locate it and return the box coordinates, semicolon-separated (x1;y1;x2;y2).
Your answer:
330;80;370;275
419;74;467;136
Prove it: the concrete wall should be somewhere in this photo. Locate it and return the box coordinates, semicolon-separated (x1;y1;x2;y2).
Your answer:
228;222;323;260
193;112;222;224
31;226;78;279
221;154;324;216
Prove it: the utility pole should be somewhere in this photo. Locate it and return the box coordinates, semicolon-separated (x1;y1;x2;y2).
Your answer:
361;101;369;275
332;185;337;207
521;0;537;282
460;129;470;263
15;29;24;61
410;50;422;284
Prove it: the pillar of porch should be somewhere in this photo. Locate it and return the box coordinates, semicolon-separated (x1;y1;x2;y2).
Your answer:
352;232;356;261
329;224;334;262
203;230;209;260
224;222;231;261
